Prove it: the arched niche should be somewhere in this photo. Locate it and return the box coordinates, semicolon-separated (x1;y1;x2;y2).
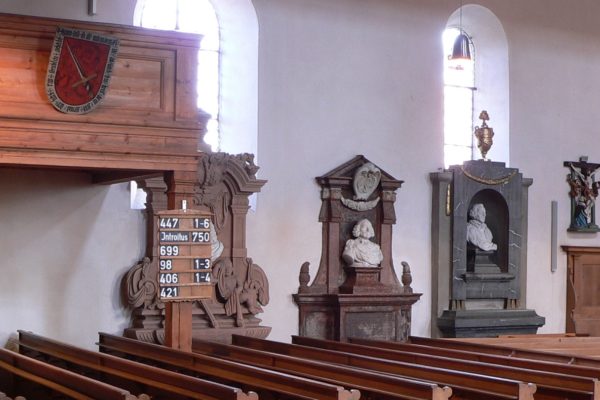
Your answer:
468;188;509;273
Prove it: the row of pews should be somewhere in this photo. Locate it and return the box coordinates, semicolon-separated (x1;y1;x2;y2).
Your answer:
2;330;600;399
440;333;600;361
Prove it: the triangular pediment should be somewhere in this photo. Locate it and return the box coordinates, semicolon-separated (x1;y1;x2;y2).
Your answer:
317;155;402;189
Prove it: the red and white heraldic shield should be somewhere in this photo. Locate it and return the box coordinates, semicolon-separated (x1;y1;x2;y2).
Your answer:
46;27;119;114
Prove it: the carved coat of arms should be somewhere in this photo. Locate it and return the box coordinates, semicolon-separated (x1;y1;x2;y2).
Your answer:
46;27;119;114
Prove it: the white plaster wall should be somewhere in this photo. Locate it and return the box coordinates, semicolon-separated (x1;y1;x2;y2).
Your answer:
0;0;144;350
2;0;600;348
0;169;145;349
248;0;600;339
490;0;600;333
248;0;448;341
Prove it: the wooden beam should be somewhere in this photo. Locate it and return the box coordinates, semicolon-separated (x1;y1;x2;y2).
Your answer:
91;170;162;185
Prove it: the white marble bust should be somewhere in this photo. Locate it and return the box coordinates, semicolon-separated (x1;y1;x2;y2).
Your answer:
342;219;384;268
466;203;497;251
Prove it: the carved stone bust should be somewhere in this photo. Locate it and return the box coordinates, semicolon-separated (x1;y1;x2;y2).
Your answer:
466;203;497;251
342;219;384;268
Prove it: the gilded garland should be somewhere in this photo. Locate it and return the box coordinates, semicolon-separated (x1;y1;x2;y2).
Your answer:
460;166;517;186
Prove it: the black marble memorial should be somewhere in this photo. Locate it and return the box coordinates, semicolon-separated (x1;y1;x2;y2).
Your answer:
430;113;544;338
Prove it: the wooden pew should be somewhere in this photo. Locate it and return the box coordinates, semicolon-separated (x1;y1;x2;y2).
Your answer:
350;336;600;384
287;335;600;400
192;336;456;400
0;346;144;400
454;335;600;357
97;332;360;400
408;336;600;367
192;335;536;400
17;331;258;400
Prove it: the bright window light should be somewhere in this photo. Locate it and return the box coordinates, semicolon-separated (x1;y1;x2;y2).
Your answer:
135;0;220;152
443;28;475;168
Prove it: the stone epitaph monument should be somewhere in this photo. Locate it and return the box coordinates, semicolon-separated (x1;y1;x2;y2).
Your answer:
430;112;544;337
293;155;421;342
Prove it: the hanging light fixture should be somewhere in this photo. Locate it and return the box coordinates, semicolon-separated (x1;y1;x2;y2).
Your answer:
450;1;471;61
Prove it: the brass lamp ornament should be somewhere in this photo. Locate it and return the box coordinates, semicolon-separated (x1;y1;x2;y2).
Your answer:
474;110;494;160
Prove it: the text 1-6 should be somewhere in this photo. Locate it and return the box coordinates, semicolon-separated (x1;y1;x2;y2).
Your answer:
193;218;210;229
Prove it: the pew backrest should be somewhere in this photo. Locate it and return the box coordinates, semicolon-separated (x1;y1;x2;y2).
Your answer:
194;337;455;400
98;332;359;400
288;335;599;400
409;336;600;367
350;336;600;381
0;346;141;400
18;330;258;400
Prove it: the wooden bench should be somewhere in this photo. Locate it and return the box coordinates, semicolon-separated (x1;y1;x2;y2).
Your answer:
98;332;360;400
350;336;600;384
18;330;258;400
230;335;550;400
192;336;456;400
0;345;144;400
287;335;600;400
194;335;538;400
408;336;600;367
454;335;600;357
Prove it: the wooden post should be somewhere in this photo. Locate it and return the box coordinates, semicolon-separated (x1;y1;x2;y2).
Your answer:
163;170;198;352
165;302;193;351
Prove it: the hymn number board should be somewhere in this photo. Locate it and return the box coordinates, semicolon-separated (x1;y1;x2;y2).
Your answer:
156;210;213;301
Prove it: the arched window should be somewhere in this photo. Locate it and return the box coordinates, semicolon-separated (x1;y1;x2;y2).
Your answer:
134;0;220;151
130;0;258;209
443;5;509;168
443;27;475;168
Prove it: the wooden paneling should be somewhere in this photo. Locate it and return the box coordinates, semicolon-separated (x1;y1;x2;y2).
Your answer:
563;246;600;336
0;13;205;175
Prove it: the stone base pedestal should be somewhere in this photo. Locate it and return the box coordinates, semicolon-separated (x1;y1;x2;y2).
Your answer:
294;292;421;342
437;309;545;338
339;266;396;294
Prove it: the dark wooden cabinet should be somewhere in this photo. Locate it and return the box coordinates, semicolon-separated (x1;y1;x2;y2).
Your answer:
563;246;600;335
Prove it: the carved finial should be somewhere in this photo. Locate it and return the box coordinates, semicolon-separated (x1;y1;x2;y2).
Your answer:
478;110;489;123
298;262;311;293
401;261;413;293
474;110;494;161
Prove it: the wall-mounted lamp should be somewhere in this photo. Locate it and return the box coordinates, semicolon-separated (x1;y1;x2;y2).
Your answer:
451;32;471;61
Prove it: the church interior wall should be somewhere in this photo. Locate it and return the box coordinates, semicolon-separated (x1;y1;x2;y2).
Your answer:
0;0;599;347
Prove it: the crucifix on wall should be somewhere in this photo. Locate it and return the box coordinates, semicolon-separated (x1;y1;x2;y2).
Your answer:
564;156;600;232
